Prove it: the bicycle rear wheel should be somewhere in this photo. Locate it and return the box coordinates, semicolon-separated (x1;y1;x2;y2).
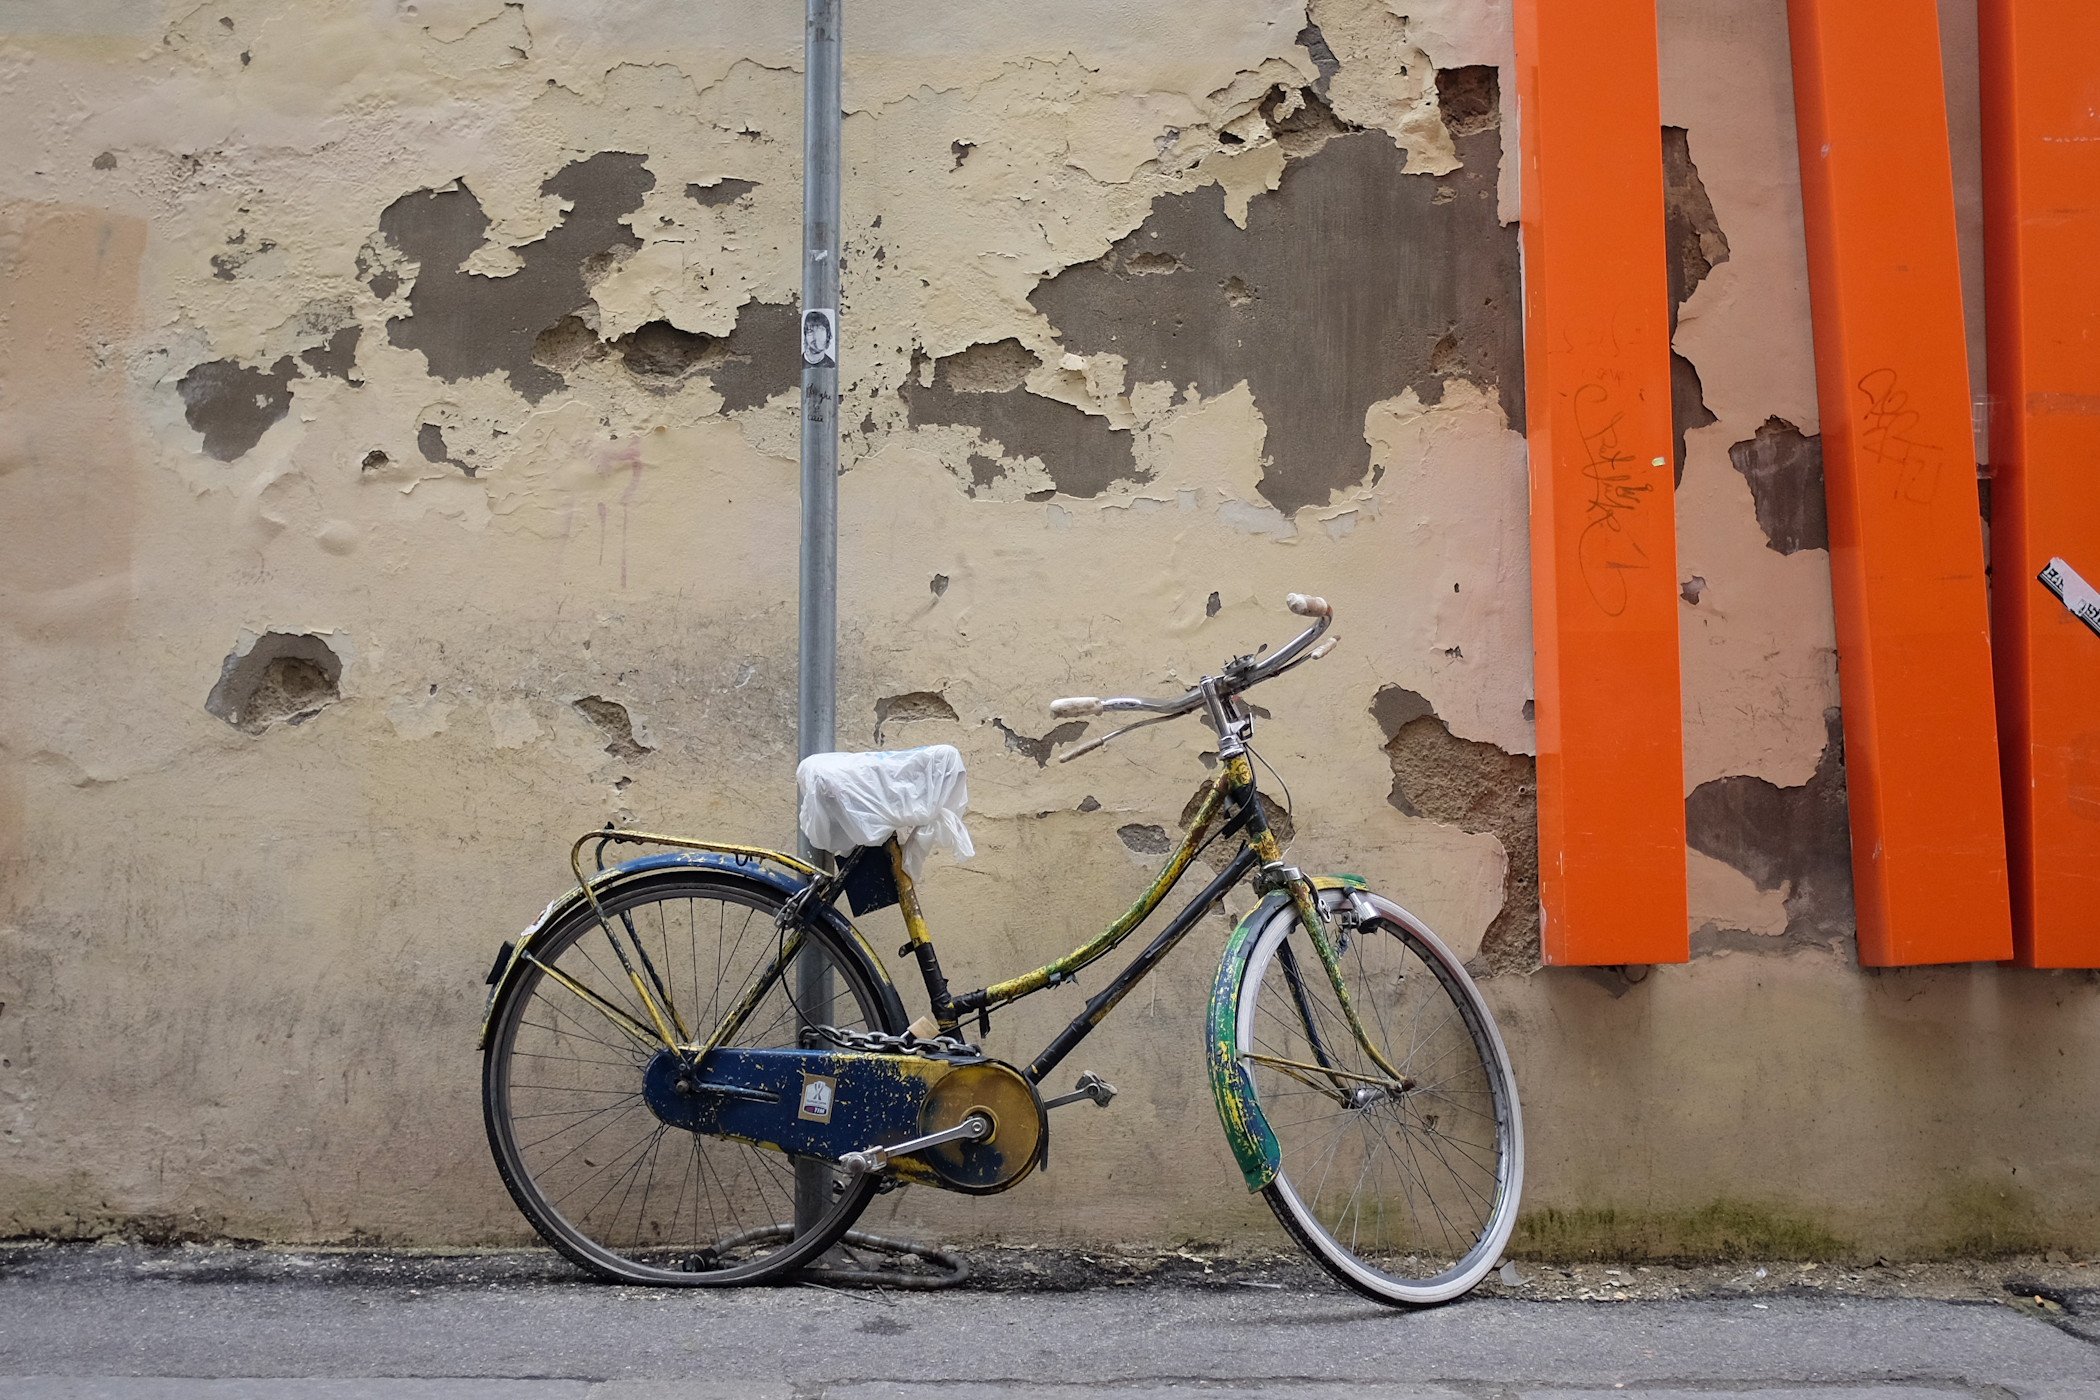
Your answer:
483;871;902;1285
1238;892;1522;1305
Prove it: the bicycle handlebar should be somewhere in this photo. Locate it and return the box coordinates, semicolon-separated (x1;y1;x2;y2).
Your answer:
1047;594;1337;732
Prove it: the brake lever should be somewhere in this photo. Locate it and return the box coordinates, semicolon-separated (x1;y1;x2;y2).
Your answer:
1055;710;1185;763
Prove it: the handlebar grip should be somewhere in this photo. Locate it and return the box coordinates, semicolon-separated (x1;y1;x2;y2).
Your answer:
1286;593;1331;617
1308;637;1338;661
1050;697;1104;718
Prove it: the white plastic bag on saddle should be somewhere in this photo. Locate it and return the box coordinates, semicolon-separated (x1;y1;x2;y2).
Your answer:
796;744;974;879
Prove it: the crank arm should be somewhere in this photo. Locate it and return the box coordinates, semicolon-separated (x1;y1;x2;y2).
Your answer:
1043;1071;1117;1111
839;1112;990;1177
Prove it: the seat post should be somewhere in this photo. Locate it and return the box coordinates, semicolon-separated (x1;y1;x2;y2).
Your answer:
887;838;960;1033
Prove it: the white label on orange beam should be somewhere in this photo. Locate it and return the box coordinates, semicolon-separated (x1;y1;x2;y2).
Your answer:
2039;557;2100;639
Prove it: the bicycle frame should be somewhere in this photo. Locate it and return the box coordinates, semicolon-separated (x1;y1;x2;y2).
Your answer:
548;745;1404;1095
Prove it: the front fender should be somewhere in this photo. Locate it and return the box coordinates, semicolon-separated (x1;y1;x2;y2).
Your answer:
478;850;902;1049
1207;873;1368;1192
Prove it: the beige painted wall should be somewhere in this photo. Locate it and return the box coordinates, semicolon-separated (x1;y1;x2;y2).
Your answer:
1;0;2092;1259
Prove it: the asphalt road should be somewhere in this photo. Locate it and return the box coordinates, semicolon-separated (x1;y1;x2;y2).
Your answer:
2;1244;2097;1399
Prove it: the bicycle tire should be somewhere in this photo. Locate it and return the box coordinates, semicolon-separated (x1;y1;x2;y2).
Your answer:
483;870;904;1285
1238;890;1522;1306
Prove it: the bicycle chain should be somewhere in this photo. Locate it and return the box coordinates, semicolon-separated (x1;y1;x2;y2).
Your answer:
812;1023;984;1062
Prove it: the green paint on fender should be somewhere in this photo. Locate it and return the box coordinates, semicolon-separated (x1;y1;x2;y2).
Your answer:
1207;873;1371;1193
1209;892;1287;1191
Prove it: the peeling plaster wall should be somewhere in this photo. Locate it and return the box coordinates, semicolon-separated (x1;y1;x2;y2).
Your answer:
1;0;2095;1258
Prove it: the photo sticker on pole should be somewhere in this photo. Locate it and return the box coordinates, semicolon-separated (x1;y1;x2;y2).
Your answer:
2039;557;2100;640
801;309;836;369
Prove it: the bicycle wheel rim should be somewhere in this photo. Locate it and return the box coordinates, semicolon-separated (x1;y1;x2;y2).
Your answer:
483;874;895;1285
1241;896;1522;1305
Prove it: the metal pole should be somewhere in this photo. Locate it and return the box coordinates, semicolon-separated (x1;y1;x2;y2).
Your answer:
794;0;842;1240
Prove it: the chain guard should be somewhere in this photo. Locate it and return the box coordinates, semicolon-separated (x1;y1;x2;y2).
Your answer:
643;1041;1043;1194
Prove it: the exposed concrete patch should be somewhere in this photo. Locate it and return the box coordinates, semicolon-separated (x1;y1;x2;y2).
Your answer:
1727;417;1829;555
299;327;362;383
176;356;298;462
989;717;1089;767
700;300;800;412
1117;823;1171;855
1030;84;1521;516
204;632;344;734
1374;684;1538;975
529;299;796;409
1434;65;1499;138
416;422;472;476
1293;23;1339;94
572;696;652;760
1672;352;1717;488
613;320;713;382
903;340;1138;498
1663;127;1730;325
1663;127;1728;486
378;152;655;402
209;229;277;282
1684;708;1854;954
874;690;959;743
685;177;757;207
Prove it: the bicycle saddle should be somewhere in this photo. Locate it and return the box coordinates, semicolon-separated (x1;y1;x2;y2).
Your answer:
797;745;974;877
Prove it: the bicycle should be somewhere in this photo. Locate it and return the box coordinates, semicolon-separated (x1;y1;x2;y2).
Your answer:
478;593;1524;1306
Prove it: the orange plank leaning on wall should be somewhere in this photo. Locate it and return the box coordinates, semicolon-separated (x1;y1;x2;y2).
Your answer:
1784;0;2012;965
1512;0;1688;965
1979;0;2100;966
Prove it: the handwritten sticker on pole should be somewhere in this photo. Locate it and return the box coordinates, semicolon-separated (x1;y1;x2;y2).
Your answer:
2039;557;2100;639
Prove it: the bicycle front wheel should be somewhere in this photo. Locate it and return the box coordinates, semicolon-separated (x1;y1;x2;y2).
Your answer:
1238;892;1522;1305
483;871;903;1285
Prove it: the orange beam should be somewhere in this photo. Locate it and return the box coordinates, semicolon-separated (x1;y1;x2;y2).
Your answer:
1980;0;2100;966
1513;0;1687;965
1785;0;2012;965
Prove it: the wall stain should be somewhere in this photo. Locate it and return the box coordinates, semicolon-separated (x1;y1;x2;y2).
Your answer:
378;151;655;402
1685;707;1853;954
1515;1198;1849;1263
1374;685;1539;976
1727;417;1829;555
903;339;1138;497
1030;77;1521;517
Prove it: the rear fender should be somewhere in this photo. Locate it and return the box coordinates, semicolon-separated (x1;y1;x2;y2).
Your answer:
1207;873;1369;1192
478;851;904;1049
